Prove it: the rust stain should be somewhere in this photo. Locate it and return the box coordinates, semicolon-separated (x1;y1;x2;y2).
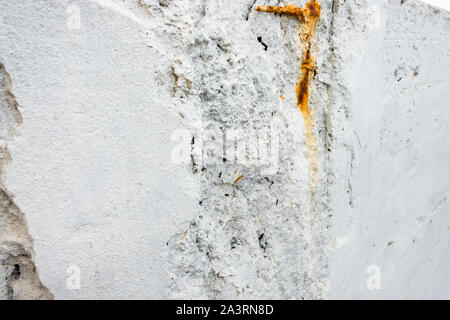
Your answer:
256;2;322;286
256;0;321;191
234;175;244;184
256;3;307;18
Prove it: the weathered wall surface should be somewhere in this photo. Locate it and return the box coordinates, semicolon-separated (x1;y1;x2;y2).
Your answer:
0;63;52;299
0;0;200;299
0;0;449;299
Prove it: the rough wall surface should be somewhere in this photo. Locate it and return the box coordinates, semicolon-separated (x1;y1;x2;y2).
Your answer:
0;64;52;299
0;0;449;299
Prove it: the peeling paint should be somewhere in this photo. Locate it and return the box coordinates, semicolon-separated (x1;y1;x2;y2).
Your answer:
0;63;53;300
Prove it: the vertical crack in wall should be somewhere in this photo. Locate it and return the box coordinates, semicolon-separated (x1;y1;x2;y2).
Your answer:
0;63;53;300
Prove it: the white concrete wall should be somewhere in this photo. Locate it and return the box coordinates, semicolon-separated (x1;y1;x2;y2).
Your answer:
0;0;449;299
328;0;450;299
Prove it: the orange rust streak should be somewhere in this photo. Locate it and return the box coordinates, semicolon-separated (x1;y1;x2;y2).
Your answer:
256;1;320;121
297;48;314;118
255;4;306;19
297;0;320;118
256;0;321;190
296;1;321;191
255;1;321;280
234;175;244;184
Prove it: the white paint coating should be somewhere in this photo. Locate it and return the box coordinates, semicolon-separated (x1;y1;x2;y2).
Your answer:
420;0;450;11
327;0;450;299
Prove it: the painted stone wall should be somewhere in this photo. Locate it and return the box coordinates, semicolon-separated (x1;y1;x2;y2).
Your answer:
0;0;449;299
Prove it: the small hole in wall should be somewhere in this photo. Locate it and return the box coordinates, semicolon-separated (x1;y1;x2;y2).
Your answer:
258;232;267;250
257;36;268;51
12;264;21;280
159;0;170;6
230;237;239;249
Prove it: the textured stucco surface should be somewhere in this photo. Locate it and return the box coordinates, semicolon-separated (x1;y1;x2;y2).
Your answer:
0;0;449;299
0;63;52;299
327;0;450;299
